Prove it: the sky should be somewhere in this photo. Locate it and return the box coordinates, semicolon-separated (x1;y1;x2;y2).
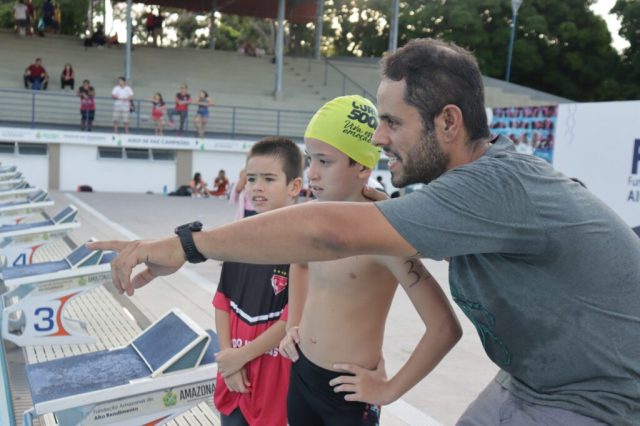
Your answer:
591;0;630;52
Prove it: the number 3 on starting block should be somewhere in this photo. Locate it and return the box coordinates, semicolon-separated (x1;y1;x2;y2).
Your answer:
2;279;99;346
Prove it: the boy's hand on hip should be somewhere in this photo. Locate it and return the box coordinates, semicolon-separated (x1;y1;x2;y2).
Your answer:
279;326;300;361
329;357;391;406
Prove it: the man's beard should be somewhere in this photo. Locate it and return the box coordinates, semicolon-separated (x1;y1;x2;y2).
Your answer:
391;129;449;187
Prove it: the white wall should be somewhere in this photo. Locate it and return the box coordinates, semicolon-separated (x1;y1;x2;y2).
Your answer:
59;145;176;193
553;101;640;227
0;153;49;189
192;151;249;187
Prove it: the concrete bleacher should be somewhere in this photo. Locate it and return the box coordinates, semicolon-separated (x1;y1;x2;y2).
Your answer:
1;29;570;114
0;29;328;110
286;55;573;107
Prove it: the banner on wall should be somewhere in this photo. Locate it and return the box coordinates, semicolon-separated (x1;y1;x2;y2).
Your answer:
0;127;253;153
489;105;557;163
553;101;640;229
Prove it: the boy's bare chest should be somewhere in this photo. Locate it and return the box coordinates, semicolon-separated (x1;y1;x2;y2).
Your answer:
309;256;388;289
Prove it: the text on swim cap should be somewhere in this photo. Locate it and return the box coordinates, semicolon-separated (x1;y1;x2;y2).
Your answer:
347;101;378;130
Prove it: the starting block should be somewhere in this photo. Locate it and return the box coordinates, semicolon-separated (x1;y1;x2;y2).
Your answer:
0;189;54;226
0;205;80;266
0;186;39;202
0;170;21;182
0;178;28;192
23;309;220;426
1;242;115;346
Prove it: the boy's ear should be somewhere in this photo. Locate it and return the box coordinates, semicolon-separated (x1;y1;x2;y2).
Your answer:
288;177;303;198
358;165;372;180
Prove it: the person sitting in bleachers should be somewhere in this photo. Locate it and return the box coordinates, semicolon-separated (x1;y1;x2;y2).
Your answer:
24;58;49;90
61;63;74;90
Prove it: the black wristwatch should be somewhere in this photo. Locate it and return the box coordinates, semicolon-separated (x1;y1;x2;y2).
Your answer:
175;221;207;263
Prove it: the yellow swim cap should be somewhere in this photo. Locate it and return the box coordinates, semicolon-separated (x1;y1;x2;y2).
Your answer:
304;95;380;169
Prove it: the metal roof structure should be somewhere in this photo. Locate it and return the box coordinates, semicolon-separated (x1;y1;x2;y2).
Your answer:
116;0;318;24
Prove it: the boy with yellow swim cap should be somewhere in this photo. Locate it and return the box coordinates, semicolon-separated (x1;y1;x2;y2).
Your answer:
279;95;461;425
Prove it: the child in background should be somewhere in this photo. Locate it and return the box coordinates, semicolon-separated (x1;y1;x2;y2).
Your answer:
150;92;166;136
193;90;214;138
77;79;95;131
214;137;303;426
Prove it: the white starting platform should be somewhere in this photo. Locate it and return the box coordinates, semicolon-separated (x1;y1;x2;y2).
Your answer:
0;170;21;182
0;178;29;192
23;309;219;426
1;242;116;346
0;205;80;267
0;190;54;225
0;186;40;202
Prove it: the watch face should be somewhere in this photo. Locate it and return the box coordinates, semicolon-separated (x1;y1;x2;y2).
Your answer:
191;221;203;232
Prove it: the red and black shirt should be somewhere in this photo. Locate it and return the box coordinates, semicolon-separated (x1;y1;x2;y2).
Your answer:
213;261;290;426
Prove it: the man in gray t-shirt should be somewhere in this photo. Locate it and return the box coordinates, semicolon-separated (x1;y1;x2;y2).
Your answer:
95;39;640;425
378;134;640;425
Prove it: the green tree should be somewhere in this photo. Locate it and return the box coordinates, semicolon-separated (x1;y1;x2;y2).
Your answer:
396;0;623;101
612;0;640;99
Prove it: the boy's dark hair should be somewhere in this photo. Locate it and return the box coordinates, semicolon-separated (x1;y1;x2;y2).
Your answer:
248;137;303;183
382;38;490;143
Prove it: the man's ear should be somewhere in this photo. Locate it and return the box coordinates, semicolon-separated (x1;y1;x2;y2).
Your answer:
438;104;464;141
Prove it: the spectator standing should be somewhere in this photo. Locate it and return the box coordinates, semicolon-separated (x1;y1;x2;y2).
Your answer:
60;63;74;90
144;12;155;43
77;79;95;131
25;0;34;35
193;90;213;138
167;84;190;135
42;0;54;32
13;1;28;37
52;1;61;34
23;57;49;90
150;93;166;136
111;76;133;134
152;13;164;46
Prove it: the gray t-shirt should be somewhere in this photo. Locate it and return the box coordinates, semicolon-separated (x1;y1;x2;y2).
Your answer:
377;136;640;425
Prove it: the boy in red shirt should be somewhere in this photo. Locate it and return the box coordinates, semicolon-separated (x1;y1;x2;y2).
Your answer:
213;137;303;425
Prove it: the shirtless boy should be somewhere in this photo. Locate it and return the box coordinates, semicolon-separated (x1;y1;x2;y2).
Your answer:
278;95;462;425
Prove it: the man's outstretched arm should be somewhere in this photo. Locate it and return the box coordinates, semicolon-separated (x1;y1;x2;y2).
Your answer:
90;201;416;296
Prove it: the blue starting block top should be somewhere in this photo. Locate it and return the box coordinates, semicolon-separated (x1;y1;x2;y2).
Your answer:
27;346;151;404
133;311;199;371
0;206;77;232
25;309;218;406
0;190;47;208
2;244;116;280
